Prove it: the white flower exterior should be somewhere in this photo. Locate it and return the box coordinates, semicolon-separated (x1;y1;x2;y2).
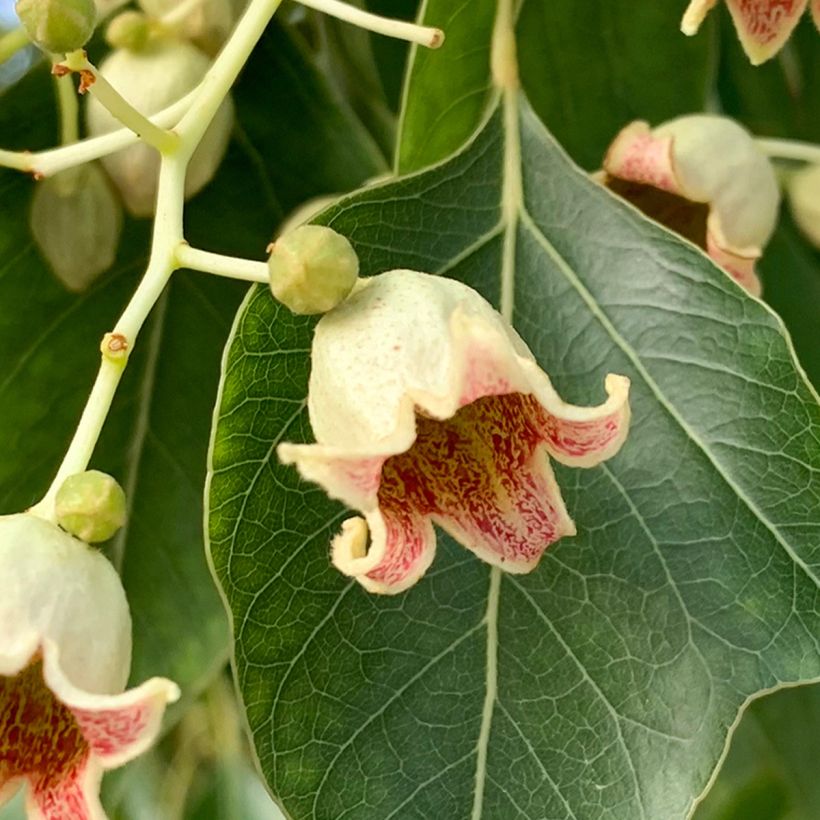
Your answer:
0;513;179;819
278;271;631;595
603;115;780;296
682;0;820;65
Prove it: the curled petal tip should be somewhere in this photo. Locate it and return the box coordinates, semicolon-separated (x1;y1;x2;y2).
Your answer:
681;0;718;35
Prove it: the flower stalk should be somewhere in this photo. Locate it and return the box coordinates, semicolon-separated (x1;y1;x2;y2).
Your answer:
55;50;179;152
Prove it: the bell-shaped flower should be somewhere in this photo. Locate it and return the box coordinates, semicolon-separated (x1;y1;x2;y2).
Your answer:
0;512;179;818
681;0;820;65
601;114;780;296
278;271;631;595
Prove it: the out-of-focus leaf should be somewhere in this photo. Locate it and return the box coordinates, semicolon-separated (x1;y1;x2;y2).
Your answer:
718;12;820;141
397;0;714;173
516;1;715;168
366;0;419;109
694;682;820;820
758;219;820;389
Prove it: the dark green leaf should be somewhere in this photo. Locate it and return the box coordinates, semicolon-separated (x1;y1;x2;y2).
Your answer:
209;83;820;819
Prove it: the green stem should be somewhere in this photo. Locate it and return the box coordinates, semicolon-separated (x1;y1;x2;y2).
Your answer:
0;27;29;65
60;50;178;153
52;64;79;146
175;245;269;282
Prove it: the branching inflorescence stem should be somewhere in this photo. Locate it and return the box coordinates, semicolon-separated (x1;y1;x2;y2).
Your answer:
22;0;443;521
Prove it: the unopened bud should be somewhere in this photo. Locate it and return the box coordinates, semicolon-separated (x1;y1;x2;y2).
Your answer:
30;163;123;292
15;0;96;53
788;164;820;248
105;10;150;51
86;41;233;217
268;225;359;315
56;470;127;543
138;0;233;54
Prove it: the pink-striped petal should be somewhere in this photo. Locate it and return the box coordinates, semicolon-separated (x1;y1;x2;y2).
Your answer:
603;122;680;195
0;660;89;814
27;761;104;820
725;0;808;64
68;677;180;769
706;231;762;296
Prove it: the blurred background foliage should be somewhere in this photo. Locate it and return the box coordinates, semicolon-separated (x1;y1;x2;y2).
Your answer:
0;0;818;817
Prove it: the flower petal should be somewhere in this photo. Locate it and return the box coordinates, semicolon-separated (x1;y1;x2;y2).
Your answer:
26;760;104;820
530;373;631;468
0;657;90;816
705;230;762;296
40;643;179;769
603;122;681;195
67;678;181;769
681;0;720;34
725;0;808;64
332;511;437;595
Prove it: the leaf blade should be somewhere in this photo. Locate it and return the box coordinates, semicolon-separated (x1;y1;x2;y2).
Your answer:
209;90;820;820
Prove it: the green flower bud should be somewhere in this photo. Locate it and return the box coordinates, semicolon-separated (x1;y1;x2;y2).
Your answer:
55;470;127;543
15;0;96;53
788;164;820;249
86;40;233;217
29;163;123;292
105;10;150;51
268;225;359;315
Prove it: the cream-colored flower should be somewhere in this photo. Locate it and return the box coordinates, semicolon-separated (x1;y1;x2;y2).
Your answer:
278;271;631;595
0;513;179;818
682;0;820;65
601;115;780;296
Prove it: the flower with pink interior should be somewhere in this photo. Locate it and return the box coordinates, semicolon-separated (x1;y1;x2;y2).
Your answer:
0;512;179;819
681;0;820;65
601;114;780;296
278;271;631;595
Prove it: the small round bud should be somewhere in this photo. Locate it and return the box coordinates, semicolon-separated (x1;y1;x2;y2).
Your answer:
105;10;150;51
56;470;127;543
30;163;123;292
15;0;96;53
788;164;820;249
268;225;359;315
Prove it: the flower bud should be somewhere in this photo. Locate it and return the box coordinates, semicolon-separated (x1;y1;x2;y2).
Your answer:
105;9;150;51
29;163;123;292
788;164;820;249
138;0;234;54
15;0;96;54
55;470;127;543
86;40;233;217
267;225;360;315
